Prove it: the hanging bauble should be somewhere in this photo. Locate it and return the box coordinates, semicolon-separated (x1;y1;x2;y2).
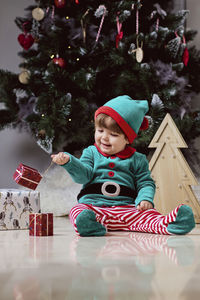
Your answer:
136;47;143;63
53;56;66;68
18;70;30;84
18;33;34;50
54;0;66;8
135;37;143;63
32;7;45;21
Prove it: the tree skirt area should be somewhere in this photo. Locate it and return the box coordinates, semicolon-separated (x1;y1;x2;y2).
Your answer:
36;165;81;216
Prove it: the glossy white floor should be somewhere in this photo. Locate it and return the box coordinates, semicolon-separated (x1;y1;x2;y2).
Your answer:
0;217;200;300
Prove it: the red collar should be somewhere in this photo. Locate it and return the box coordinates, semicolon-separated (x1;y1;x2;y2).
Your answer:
94;143;136;159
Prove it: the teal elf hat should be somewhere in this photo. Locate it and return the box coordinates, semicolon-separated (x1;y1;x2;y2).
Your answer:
95;95;149;143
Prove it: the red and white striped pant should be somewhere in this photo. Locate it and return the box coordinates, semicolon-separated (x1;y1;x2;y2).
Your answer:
70;203;183;235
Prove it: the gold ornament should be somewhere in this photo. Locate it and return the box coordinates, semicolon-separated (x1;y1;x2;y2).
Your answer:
135;36;143;63
136;47;143;63
18;70;30;84
130;36;144;63
32;7;45;21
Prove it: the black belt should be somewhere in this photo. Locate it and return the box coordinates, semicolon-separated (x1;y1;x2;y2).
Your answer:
77;182;137;200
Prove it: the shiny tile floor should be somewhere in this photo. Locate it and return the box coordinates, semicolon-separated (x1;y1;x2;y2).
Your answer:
0;217;200;300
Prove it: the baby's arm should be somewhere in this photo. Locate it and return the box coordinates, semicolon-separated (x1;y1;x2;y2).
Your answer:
137;200;153;211
51;152;70;165
51;147;94;184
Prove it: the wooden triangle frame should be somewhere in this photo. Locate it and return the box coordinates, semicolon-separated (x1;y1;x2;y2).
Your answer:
149;113;200;223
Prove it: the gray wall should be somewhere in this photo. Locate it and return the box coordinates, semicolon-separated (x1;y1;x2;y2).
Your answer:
0;1;199;188
0;0;50;188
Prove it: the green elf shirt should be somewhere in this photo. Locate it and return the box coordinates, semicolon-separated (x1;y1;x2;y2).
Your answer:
62;145;155;207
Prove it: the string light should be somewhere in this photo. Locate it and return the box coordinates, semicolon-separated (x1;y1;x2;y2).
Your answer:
68;118;72;121
68;46;71;49
50;54;55;59
41;114;45;117
66;16;69;20
76;58;80;61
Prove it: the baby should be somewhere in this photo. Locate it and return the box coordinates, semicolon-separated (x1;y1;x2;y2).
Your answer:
51;95;195;236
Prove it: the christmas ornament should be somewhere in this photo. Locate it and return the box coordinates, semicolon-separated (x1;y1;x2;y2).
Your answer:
131;2;144;63
18;21;34;50
182;35;189;66
183;47;189;66
136;45;143;63
166;36;181;58
32;7;45;21
53;55;66;68
150;4;167;32
18;70;30;84
54;0;66;9
80;9;90;44
94;5;108;44
116;14;123;49
18;32;34;50
129;37;143;63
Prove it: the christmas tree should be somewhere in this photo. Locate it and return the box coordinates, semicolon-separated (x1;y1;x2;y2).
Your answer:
0;0;200;168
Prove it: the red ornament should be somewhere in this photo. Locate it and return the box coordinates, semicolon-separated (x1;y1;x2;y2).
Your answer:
54;0;66;8
183;47;189;66
18;33;34;50
116;31;123;48
53;57;66;68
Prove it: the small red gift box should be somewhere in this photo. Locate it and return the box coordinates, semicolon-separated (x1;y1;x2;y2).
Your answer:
13;163;42;190
29;213;53;236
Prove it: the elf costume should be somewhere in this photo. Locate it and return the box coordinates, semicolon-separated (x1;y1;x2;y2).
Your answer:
62;95;195;236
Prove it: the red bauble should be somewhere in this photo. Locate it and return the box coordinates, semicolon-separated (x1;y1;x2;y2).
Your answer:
54;0;66;8
53;57;66;68
18;33;34;50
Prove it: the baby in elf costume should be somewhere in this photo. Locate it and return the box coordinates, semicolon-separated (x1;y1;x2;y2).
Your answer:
51;95;195;236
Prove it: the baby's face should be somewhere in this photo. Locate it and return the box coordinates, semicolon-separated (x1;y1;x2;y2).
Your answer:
95;126;129;155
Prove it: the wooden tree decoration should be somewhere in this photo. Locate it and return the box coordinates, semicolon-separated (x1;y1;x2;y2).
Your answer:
149;113;200;223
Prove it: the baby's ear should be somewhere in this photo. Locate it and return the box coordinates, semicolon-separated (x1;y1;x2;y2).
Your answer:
125;137;129;144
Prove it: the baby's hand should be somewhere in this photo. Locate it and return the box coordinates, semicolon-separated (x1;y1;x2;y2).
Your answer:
51;152;70;165
137;201;153;211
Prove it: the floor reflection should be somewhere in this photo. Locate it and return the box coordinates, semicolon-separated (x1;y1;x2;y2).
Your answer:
0;218;198;300
71;232;195;267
